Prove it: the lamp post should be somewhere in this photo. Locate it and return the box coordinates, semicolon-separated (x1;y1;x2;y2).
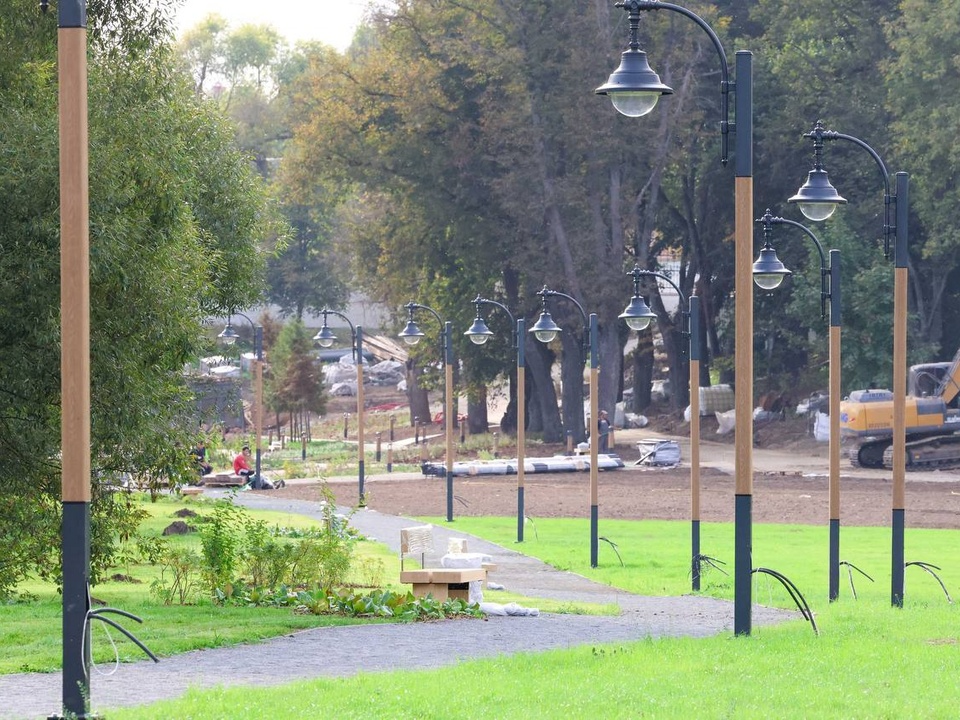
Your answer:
314;309;366;505
219;313;264;483
464;295;527;542
597;0;756;633
530;286;601;568
399;302;455;522
620;266;702;590
789;121;909;607
57;0;92;715
755;210;843;601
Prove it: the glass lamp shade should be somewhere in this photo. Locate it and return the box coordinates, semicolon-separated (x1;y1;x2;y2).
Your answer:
595;50;673;118
398;320;424;346
788;169;846;222
217;324;239;345
529;311;562;344
752;247;792;290
313;326;337;348
619;296;657;332
611;92;661;118
464;317;493;345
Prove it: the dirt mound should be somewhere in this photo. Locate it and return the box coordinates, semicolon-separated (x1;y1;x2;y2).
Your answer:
162;520;196;535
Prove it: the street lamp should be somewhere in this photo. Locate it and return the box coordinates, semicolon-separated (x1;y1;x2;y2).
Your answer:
531;286;601;568
755;210;843;601
399;302;456;522
57;0;93;715
620;265;703;590
219;312;265;484
465;296;527;542
314;309;366;505
789;120;909;607
598;0;757;634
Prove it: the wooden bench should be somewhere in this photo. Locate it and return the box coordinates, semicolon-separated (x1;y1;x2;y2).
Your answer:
400;526;486;602
201;472;247;487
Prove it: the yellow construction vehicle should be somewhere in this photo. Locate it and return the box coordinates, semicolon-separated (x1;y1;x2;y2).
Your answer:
839;348;960;468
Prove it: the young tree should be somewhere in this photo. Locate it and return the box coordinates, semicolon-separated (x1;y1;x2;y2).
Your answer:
265;318;327;430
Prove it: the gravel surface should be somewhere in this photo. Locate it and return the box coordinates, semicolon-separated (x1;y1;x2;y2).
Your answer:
0;494;796;720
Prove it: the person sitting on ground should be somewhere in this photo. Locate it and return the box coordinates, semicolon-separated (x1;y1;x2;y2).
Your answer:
190;440;213;478
233;445;284;489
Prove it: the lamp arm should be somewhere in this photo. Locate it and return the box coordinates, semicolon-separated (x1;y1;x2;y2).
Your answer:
769;216;829;320
406;302;447;365
321;308;358;360
628;267;691;347
805;124;894;256
540;288;589;365
226;311;263;359
406;301;444;329
476;297;517;348
634;0;731;164
814;130;891;192
542;289;587;325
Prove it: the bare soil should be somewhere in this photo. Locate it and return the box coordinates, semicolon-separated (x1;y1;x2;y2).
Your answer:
278;393;960;529
278;464;960;529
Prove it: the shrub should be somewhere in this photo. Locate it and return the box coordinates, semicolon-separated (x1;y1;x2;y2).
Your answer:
197;500;245;595
151;547;202;605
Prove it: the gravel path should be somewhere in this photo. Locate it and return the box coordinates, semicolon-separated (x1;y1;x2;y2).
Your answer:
0;494;797;720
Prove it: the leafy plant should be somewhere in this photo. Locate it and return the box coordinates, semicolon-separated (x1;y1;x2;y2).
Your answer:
197;500;246;596
354;556;386;588
151;547;202;605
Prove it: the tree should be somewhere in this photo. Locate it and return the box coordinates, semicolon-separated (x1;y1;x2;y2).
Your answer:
176;12;228;96
265;319;327;433
884;0;960;354
0;0;272;593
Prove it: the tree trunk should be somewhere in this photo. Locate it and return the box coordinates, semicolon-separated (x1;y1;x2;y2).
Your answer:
405;361;431;427
632;332;654;413
467;386;488;434
525;338;563;442
560;332;586;443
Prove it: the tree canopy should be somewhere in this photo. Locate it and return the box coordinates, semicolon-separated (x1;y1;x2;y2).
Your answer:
278;0;960;433
0;0;273;594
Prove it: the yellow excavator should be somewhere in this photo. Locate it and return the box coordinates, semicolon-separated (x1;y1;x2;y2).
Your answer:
839;347;960;469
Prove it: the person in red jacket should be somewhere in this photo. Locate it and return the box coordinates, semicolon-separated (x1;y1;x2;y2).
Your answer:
233;445;284;489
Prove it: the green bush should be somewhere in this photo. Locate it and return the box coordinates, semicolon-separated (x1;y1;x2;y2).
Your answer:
151;547;202;605
197;500;245;595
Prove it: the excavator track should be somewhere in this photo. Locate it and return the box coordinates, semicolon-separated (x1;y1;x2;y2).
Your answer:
882;434;960;470
850;439;889;469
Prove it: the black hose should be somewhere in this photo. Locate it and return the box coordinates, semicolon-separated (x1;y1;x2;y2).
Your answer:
839;560;874;600
752;567;819;636
88;607;160;663
905;561;953;603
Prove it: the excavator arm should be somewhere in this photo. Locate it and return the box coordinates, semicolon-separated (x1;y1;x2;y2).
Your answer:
938;347;960;407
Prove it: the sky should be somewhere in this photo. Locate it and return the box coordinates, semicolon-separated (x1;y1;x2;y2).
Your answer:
173;0;371;52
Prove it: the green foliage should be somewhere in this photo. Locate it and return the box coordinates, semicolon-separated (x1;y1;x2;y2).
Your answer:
241;518;295;590
265;318;327;417
151;547;203;606
197;500;246;595
296;587;483;621
313;485;356;588
191;488;356;601
0;0;273;594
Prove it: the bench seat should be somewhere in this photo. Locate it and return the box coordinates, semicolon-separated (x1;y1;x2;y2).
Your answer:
202;472;246;487
400;525;489;602
400;567;486;601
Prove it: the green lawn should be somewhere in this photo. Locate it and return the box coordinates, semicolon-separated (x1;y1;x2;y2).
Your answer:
10;501;960;717
429;516;959;608
110;597;959;719
0;494;394;674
